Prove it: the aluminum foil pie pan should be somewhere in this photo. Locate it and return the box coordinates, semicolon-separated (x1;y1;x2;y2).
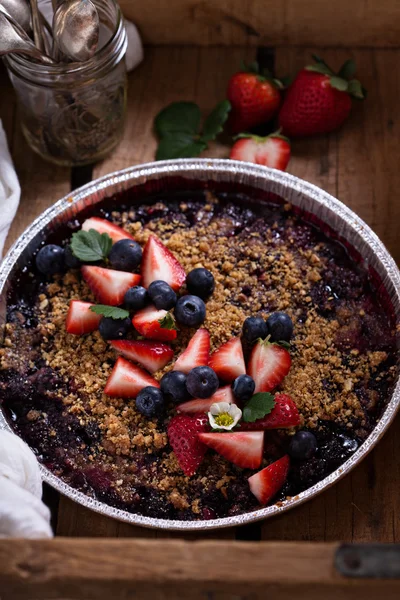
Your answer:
1;159;399;531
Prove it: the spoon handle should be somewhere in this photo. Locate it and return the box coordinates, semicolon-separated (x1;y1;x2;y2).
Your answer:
30;0;45;51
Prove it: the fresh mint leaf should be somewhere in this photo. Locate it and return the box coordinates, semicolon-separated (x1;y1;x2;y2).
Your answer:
155;102;202;137
159;313;176;330
156;133;207;160
71;229;112;262
201;100;231;142
243;393;275;423
89;305;130;320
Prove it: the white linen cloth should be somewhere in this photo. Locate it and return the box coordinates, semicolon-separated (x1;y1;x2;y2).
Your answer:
0;430;53;538
0;122;20;256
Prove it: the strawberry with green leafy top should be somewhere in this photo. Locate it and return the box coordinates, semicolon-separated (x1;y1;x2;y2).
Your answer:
132;306;177;341
227;62;283;134
240;393;300;430
279;55;365;137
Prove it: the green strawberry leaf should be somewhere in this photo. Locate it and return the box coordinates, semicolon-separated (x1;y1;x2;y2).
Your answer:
155;102;201;137
159;313;176;330
306;63;333;76
89;305;130;320
280;75;293;88
348;79;366;100
329;76;349;92
201;100;231;142
338;59;357;80
71;229;112;262
156;133;207;160
243;392;275;423
242;60;260;74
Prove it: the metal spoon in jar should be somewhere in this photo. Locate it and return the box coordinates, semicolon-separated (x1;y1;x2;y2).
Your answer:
0;0;31;31
0;0;53;55
53;0;99;62
0;10;54;63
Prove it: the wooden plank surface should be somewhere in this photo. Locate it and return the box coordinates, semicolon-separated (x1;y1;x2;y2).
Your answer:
119;0;400;48
1;46;399;542
1;539;400;600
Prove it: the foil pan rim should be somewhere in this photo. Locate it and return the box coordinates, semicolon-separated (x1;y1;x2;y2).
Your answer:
1;158;399;531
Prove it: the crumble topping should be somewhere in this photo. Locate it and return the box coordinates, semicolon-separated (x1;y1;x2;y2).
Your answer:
0;193;396;520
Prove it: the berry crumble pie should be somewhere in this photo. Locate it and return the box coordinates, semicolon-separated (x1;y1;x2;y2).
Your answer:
0;188;397;521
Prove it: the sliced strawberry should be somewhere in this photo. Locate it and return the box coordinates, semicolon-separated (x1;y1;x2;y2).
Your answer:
104;357;159;398
177;385;235;414
110;340;174;373
141;235;186;291
65;300;101;335
198;431;264;469
248;340;291;393
240;394;300;430
173;328;210;374
81;217;134;243
248;455;290;505
209;337;246;382
168;414;208;476
81;266;141;306
132;306;177;341
230;132;290;172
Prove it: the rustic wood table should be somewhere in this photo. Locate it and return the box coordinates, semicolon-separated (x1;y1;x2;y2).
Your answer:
0;44;399;549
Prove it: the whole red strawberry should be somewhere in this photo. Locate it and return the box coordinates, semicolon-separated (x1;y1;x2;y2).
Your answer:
227;63;283;134
167;414;208;476
279;55;365;137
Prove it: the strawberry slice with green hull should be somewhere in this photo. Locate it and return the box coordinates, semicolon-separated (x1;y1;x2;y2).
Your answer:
248;455;290;505
110;340;174;373
173;328;210;374
81;217;134;243
141;235;186;291
198;431;264;470
168;414;208;476
177;385;235;414
132;306;177;341
230;132;290;172
248;339;291;393
209;337;246;382
240;393;300;430
81;266;141;306
104;357;159;398
65;300;102;335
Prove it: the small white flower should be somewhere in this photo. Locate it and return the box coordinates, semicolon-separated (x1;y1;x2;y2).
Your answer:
208;401;242;431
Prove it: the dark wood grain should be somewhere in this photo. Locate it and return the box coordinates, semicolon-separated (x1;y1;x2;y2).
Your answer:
1;45;399;542
1;539;400;600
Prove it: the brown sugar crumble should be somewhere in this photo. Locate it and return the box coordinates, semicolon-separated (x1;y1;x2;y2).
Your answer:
0;190;397;521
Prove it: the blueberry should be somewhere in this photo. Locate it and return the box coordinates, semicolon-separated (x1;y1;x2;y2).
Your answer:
64;245;82;269
242;316;268;345
288;431;318;460
124;286;149;311
108;239;142;271
186;268;215;299
36;244;65;276
266;312;293;342
148;280;177;310
174;295;206;327
160;371;190;404
98;317;131;340
135;386;165;418
232;374;255;403
186;366;219;399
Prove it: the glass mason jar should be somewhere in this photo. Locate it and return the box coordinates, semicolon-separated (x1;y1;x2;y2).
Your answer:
4;0;128;166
